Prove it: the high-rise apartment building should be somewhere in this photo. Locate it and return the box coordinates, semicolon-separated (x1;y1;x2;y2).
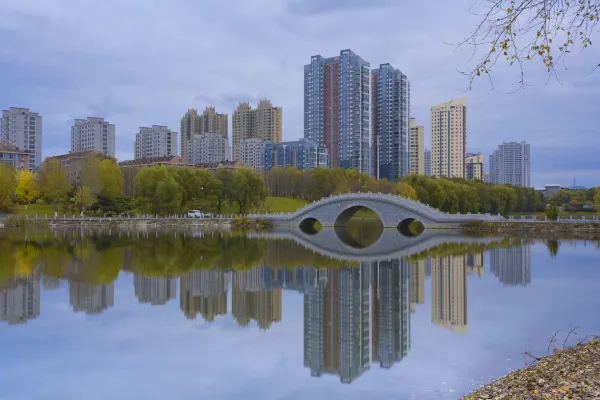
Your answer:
180;271;230;321
304;49;371;172
261;138;328;171
188;133;228;164
71;117;116;157
373;64;410;180
489;141;531;187
180;107;228;163
134;125;177;160
465;153;484;180
409;118;424;175
430;98;467;178
1;107;42;170
424;149;431;176
232;100;282;161
236;138;265;172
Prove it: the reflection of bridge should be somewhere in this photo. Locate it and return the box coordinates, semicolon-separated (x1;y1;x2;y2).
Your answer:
248;193;504;229
247;227;502;263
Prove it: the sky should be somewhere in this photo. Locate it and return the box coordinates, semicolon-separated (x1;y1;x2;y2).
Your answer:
0;0;598;188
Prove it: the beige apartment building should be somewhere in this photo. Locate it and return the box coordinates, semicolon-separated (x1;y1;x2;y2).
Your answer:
465;153;484;180
409;118;425;175
431;255;467;334
430;98;466;178
180;107;228;163
232;99;282;161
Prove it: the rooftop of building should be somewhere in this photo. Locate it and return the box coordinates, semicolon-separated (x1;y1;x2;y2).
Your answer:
0;142;25;153
118;155;184;166
46;150;106;160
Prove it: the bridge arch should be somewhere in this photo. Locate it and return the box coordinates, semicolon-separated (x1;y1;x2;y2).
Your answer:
334;204;383;227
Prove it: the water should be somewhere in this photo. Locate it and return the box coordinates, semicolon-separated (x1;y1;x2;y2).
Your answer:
0;226;599;400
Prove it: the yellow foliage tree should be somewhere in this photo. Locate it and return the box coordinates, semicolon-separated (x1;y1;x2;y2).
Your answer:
393;182;418;200
15;170;40;210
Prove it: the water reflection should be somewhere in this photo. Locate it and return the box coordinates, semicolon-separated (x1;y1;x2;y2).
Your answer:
0;227;597;387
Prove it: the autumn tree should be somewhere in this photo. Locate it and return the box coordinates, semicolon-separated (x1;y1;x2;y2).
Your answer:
38;159;71;216
393;181;418;200
99;159;123;198
74;186;94;215
458;0;600;88
15;170;40;210
0;164;17;213
594;188;600;212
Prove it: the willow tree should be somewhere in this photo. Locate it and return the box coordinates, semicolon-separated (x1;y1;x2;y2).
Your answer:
459;0;599;87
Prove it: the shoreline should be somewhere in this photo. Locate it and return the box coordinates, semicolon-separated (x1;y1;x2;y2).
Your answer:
462;338;600;399
460;221;600;239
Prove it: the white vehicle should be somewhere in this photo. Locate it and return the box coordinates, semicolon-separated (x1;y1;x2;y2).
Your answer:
187;210;203;218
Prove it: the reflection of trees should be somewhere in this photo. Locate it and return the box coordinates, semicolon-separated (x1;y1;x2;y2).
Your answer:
546;240;560;258
406;239;517;262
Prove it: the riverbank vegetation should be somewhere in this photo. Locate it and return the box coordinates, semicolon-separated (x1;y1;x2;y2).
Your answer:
1;158;599;217
463;338;600;399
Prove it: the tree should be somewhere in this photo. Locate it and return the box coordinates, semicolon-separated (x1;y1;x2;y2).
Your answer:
459;0;600;88
81;154;102;195
0;164;17;213
134;166;182;215
393;182;418;200
545;203;559;221
99;159;123;198
38;159;71;216
232;168;267;214
546;239;560;258
215;169;237;214
15;170;40;210
74;186;94;215
594;188;600;212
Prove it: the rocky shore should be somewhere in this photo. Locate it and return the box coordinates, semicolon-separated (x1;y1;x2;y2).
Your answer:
463;338;600;399
460;221;600;239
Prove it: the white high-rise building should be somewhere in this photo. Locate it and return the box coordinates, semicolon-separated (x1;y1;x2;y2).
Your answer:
134;125;177;160
430;98;467;178
1;107;42;170
236;138;265;172
489;141;531;187
71;117;116;157
0;276;41;325
188;133;228;164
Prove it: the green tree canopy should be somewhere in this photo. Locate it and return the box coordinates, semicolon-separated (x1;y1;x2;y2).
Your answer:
0;164;17;213
38;159;71;214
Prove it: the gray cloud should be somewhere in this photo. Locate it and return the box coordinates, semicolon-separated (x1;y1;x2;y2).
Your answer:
286;0;394;16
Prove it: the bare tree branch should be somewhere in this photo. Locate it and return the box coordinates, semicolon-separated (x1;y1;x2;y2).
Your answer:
454;0;600;89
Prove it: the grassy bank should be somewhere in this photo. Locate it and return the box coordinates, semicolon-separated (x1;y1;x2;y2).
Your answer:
16;203;55;217
463;338;600;399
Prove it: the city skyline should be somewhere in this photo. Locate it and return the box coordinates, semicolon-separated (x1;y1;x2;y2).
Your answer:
0;1;598;187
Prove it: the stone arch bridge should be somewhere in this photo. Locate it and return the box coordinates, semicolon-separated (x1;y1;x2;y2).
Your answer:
248;193;504;230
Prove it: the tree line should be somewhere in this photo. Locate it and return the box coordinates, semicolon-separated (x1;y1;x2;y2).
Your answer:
2;157;599;216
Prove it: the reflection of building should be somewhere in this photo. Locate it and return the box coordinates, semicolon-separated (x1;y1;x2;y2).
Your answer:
431;256;467;333
42;276;61;290
232;269;282;330
134;275;177;305
0;276;41;324
304;265;373;384
466;253;485;277
490;245;531;286
262;267;317;294
373;261;410;369
69;282;114;314
409;260;425;312
180;271;229;322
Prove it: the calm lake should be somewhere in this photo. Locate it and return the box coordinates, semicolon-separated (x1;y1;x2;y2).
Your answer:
0;225;599;400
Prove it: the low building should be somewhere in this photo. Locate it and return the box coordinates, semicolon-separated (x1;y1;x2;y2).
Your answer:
193;160;245;174
535;184;561;198
0;142;30;171
119;155;190;169
46;150;110;185
261;138;327;171
465;153;484;180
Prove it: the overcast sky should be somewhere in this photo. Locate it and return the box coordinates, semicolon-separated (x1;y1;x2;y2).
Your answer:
0;0;598;187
